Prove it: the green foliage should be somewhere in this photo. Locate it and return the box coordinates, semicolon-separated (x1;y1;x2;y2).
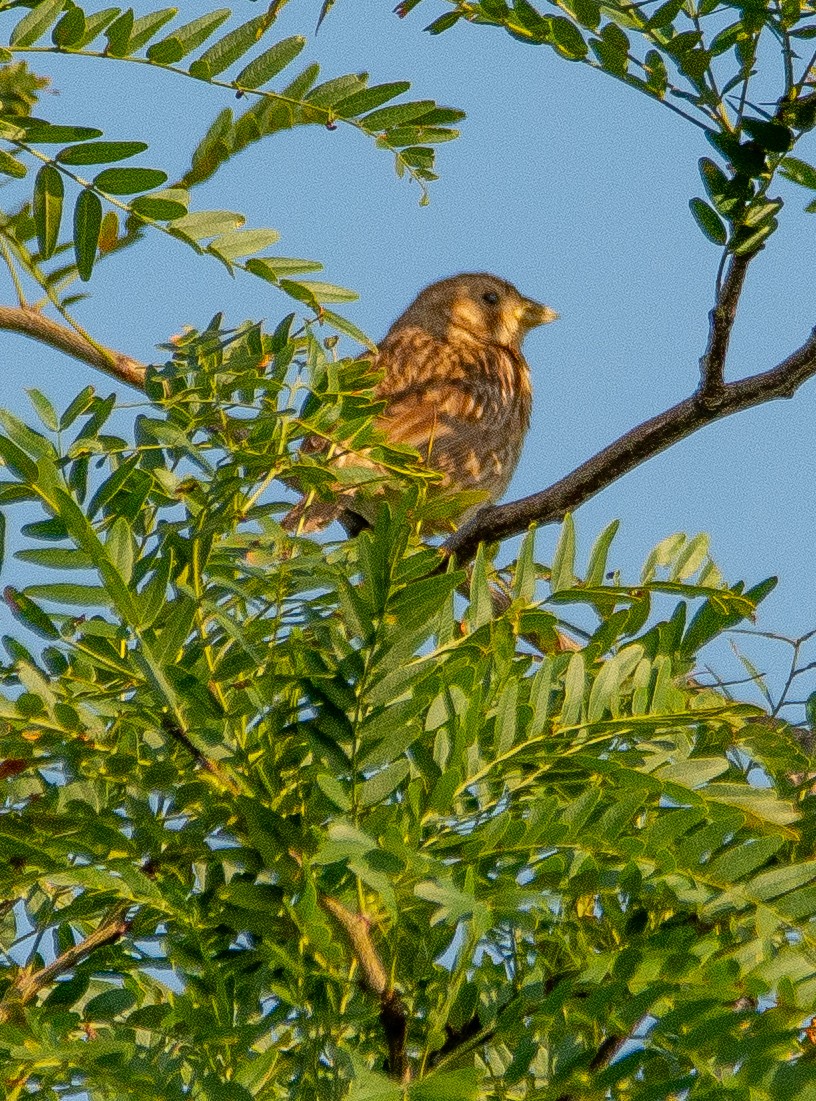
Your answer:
0;4;462;311
0;328;812;1099
402;0;816;255
0;4;813;1100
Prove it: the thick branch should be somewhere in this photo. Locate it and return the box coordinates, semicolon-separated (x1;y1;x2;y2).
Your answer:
321;895;409;1082
443;322;816;564
0;906;130;1023
0;305;147;389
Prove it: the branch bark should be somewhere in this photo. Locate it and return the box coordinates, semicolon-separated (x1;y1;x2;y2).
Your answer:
698;253;750;405
0;906;130;1023
443;269;816;564
0;305;147;389
321;895;409;1082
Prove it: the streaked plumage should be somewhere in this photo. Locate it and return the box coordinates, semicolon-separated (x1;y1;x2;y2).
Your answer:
284;272;557;532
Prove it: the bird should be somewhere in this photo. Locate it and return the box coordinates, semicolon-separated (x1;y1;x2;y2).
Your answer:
283;272;558;533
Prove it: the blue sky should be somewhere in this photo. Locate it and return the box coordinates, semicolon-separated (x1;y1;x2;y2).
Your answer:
2;0;816;706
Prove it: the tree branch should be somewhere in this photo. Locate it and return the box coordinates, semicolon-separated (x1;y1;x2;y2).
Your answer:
698;253;751;405
443;317;816;564
0;305;147;389
0;906;130;1023
321;895;410;1082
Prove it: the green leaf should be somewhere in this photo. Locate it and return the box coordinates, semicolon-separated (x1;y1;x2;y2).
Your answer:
585;519;619;586
706;131;766;177
730;219;777;255
104;8;134;57
743;198;782;227
549;17;587;59
360;100;436;130
689;197;726;245
587;644;643;721
25;583;110;607
359;759;410;806
93;167;168;194
17;121;103;144
294;280;359;303
33;164;64;260
386;572;461;633
16;547;92;569
780;155;816;189
551;513;576;592
59;385;95;430
57;140;148;165
234;35;306;89
306;73;367;110
26;389;58;432
425;12;463;33
335;82;411;119
742;117;793;153
171;209;243;239
76;8;120;49
146;9;231;63
10;0;65;47
562;0;601;29
52;5;86;48
127;8;178;52
189;14;273;80
4;586;60;640
22;517;68;541
244;256;323;281
514;527;537;602
591;22;630;74
84;987;137;1020
561;650;586;726
130;188;188;221
0;434;38;482
0;150;26;179
207;228;281;260
320;307;376;350
73;189;102;281
647;0;685;27
681;576;777;656
411;1067;482;1101
468;542;493;629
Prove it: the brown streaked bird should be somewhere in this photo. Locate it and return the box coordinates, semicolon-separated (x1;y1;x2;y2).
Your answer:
283;272;558;533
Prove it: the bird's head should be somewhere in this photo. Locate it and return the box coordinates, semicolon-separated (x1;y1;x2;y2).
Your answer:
400;273;558;350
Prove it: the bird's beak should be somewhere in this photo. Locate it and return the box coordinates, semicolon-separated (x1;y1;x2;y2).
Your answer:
518;298;559;330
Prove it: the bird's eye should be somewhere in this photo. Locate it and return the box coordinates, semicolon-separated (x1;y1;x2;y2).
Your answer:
482;291;500;305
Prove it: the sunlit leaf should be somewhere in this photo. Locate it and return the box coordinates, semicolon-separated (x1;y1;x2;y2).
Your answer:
234;35;306;89
33;165;63;260
10;0;65;47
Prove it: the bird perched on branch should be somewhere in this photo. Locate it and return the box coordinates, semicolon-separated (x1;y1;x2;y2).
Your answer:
283;272;558;533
